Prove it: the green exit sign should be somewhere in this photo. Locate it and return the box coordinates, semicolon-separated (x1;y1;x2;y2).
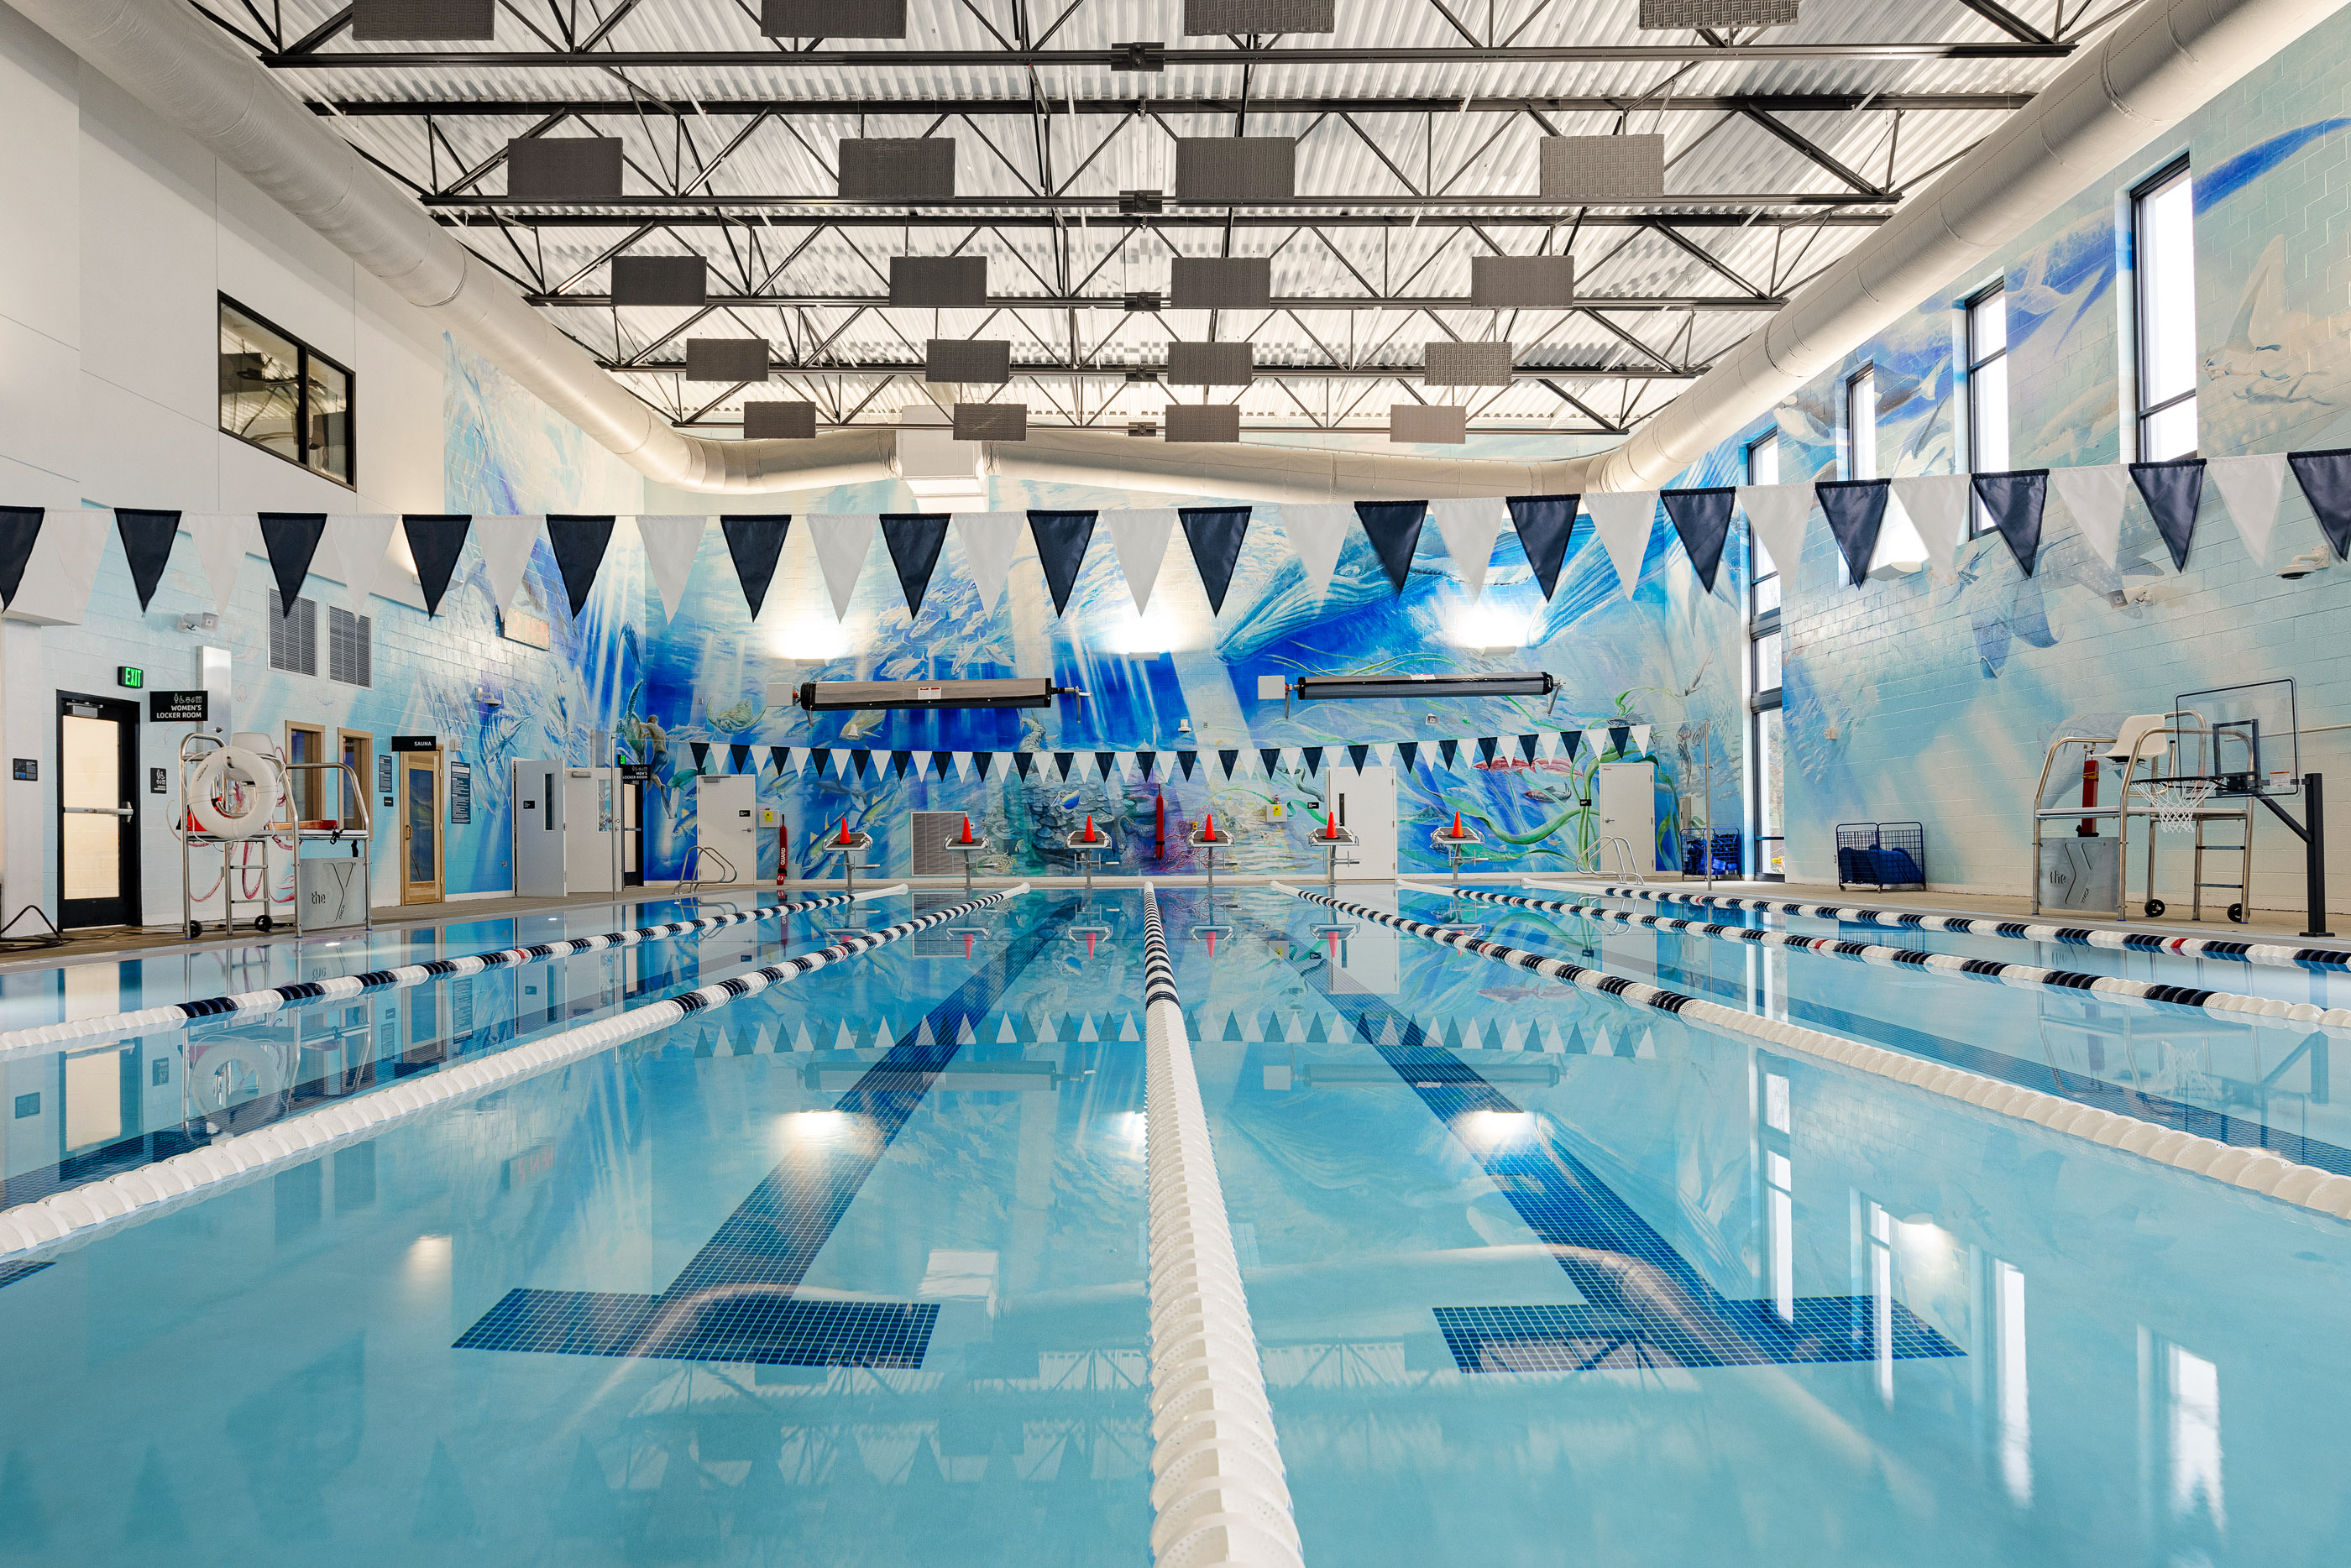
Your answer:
116;666;144;689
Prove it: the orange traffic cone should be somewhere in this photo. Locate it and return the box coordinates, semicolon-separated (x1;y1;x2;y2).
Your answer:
836;817;854;846
957;814;975;844
1451;810;1464;839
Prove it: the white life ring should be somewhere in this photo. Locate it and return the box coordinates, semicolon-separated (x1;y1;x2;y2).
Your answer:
186;746;284;839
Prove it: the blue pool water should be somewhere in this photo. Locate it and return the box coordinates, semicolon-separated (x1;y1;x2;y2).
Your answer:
0;884;2343;1564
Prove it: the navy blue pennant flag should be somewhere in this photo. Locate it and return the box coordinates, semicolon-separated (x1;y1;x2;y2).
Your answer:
1354;501;1427;594
1517;734;1538;763
689;741;710;771
771;746;789;772
403;515;471;615
1396;740;1419;771
891;750;913;778
1135;750;1156;778
878;513;951;618
258;513;327;615
1973;470;2050;576
1438;738;1460;771
2131;458;2204;571
546;515;616;617
113;509;181;611
1348;744;1369;772
1477;737;1498;766
851;750;872;779
1013;751;1034;780
1301;746;1322;776
973;752;993;779
1660;487;1736;593
1562;729;1584;762
0;509;39;609
730;744;751;773
1259;746;1282;778
932;753;953;776
1506;494;1579;599
1096;750;1117;779
1812;480;1888;587
1178;750;1198;780
720;516;791;619
1055;751;1075;780
1607;722;1631;756
813;749;832;777
1178;507;1251;615
1029;511;1097;614
2288;448;2351;557
1217;749;1238;778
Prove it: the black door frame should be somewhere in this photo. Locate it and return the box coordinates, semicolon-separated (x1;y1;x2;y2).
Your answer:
56;692;141;929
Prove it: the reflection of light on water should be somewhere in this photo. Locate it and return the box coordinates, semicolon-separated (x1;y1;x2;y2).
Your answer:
406;1233;452;1282
1120;1111;1146;1152
785;1110;848;1137
767;614;851;660
1449;602;1531;649
2169;1343;2223;1529
1895;1215;1956;1280
1465;1110;1536;1144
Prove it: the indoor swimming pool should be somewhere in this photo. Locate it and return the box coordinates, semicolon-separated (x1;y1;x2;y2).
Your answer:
0;883;2343;1565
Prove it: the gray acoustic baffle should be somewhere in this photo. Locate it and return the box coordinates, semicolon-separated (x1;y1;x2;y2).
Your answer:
1167;342;1254;386
954;403;1029;442
1639;0;1799;26
744;402;818;440
763;0;907;36
1470;255;1575;308
684;338;771;384
840;139;956;200
506;137;624;200
1170;257;1273;309
926;340;1012;383
1424;341;1513;386
610;255;708;307
1390;405;1468;444
353;0;495;38
1539;135;1666;202
890;256;988;308
1165;405;1243;443
1175;139;1296;201
1182;0;1335;33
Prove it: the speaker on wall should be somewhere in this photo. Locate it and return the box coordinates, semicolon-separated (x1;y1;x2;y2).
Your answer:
1169;257;1272;309
684;339;771;383
1639;0;1799;25
744;402;818;440
611;255;708;306
1423;342;1512;385
1183;0;1334;32
353;0;495;38
763;0;907;35
1390;405;1467;443
926;340;1012;383
890;256;988;308
1539;135;1666;202
1167;342;1254;386
1165;405;1243;442
840;139;956;200
1174;139;1296;201
1469;255;1574;308
507;137;625;199
953;403;1029;442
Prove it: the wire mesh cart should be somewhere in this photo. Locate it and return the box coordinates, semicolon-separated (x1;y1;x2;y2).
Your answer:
1835;823;1925;891
176;734;371;939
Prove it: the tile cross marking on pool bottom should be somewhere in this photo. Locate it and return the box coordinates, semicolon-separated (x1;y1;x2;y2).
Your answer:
453;912;1068;1369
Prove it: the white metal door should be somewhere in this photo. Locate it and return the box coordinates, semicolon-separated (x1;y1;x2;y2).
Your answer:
694;776;757;886
1596;760;1657;875
1332;763;1396;880
563;768;619;894
511;760;565;896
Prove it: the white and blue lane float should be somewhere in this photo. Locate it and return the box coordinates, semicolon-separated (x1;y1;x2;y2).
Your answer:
0;885;1019;1266
0;885;908;1062
1272;882;2351;1223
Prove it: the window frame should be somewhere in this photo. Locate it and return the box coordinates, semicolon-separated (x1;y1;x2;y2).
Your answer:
1846;363;1877;482
1745;430;1784;881
217;294;357;489
1964;285;2008;536
2132;157;2198;461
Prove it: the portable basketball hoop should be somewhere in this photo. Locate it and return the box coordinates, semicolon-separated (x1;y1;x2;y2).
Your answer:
2134;778;2217;833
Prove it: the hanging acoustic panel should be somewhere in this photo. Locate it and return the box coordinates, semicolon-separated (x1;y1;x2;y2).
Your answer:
1539;135;1666;201
925;339;1012;383
1183;0;1334;31
1639;0;1799;24
610;254;708;306
1167;342;1254;386
1469;255;1575;307
1165;405;1242;442
1174;139;1296;201
1169;256;1273;308
1390;405;1467;443
954;403;1028;442
684;338;771;383
763;0;906;35
1424;342;1512;385
889;255;987;307
353;0;495;39
742;401;817;440
838;139;956;199
506;137;624;199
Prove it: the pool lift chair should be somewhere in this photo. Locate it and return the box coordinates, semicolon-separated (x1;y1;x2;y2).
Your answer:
2031;713;2253;923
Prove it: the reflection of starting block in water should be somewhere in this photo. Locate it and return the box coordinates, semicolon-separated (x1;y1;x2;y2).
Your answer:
816;828;876;896
940;826;991;894
1308;815;1358;891
1187;924;1234;953
1066;925;1115;958
1186;819;1233;902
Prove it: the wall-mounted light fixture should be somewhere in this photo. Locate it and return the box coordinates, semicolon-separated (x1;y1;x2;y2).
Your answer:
1271;671;1558;717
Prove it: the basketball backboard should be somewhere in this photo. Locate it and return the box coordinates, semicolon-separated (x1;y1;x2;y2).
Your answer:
2170;679;2299;796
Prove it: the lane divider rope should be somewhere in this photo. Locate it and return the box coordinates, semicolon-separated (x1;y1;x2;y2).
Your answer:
0;885;1023;1267
1139;884;1305;1568
1563;880;2351;974
1272;882;2351;1223
0;885;908;1062
1404;881;2351;1034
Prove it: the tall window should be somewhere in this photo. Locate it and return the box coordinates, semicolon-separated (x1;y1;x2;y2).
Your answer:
1966;286;2008;535
219;296;353;486
1747;433;1784;881
2135;160;2198;460
1846;365;1877;481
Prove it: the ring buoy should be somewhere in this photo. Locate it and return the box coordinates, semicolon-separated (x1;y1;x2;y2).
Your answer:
186;746;283;839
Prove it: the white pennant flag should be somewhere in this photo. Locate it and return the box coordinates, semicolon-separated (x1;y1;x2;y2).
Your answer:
1429;497;1507;601
1737;482;1813;583
636;515;708;619
186;513;256;616
911;750;933;779
327;514;397;604
1631;724;1652;755
952;751;972;781
1371;743;1391;768
2207;452;2288;567
476;515;542;612
1536;730;1558;760
14;513;106;625
952;511;1024;608
2050;464;2131;570
1889;474;1971;573
1280;503;1354;600
1584;492;1657;598
1103;509;1177;612
810;514;878;621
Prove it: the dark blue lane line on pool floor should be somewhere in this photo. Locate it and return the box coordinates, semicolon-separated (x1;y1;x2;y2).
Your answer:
455;907;1071;1370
